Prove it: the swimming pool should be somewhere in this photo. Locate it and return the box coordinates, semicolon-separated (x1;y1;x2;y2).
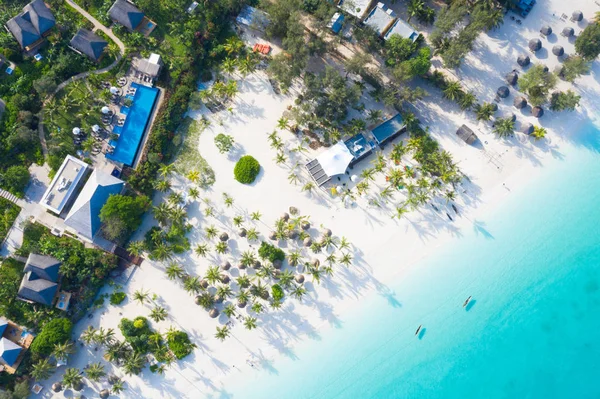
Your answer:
371;113;406;145
106;83;159;166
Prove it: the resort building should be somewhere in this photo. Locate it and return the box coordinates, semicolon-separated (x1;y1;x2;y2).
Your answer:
236;5;270;31
5;0;55;52
64;169;124;242
40;155;89;216
69;28;108;63
363;2;397;36
384;18;418;42
108;0;156;36
17;254;61;306
132;53;163;83
0;317;34;374
337;0;376;20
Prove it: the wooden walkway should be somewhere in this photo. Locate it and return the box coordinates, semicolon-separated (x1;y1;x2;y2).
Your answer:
0;188;21;206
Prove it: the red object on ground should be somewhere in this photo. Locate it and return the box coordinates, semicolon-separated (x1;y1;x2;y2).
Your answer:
253;43;271;54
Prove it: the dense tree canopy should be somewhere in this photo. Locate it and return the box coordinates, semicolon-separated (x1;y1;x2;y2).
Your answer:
575;23;600;60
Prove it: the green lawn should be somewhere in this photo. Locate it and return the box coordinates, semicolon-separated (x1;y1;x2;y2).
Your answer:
172;117;215;188
0;197;20;244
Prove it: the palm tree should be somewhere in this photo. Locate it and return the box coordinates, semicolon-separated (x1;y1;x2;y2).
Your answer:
104;341;130;365
223;303;236;318
184;276;203;295
236;274;251;289
127;241;145;257
223;37;243;55
277;117;289;130
233;215;244;227
458;91;477;110
238;55;258;76
407;0;425;22
246;228;259;241
251;211;262;221
278;270;295;288
444;190;456;204
237;290;250;307
133;289;150;305
52;341;75;361
63;368;83;390
244;316;258;330
222;57;237;74
251;301;264;314
287;250;303;267
153;203;171;226
81;326;97;345
205;225;218;240
443;81;463;101
308;267;322;284
158;163;175;178
475;103;495;121
205;265;221;285
31;358;54;380
250;281;269;299
165;263;184;280
360;168;376;182
85;362;106;382
96;327;115;346
291;285;307;301
152;242;173;261
188;187;200;201
339;237;351;251
325;253;337;267
215;241;228;254
195;243;210;257
111;379;125;394
275;152;287;165
187;170;200;183
154;179;171;192
150;306;168;322
288;172;299;185
215;326;230;341
240;250;257;268
339;252;353;267
302;182;315;193
123;352;146;376
168;192;184;206
531;126;547;141
493;117;515;138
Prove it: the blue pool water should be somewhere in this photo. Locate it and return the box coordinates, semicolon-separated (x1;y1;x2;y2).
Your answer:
371;114;405;145
229;123;600;399
106;83;159;166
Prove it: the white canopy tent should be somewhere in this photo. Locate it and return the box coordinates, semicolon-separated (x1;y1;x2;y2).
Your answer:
306;141;354;186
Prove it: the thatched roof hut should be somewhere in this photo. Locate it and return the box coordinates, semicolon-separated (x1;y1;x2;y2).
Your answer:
562;26;574;37
529;38;542;52
221;261;231;271
253;260;262;269
214;293;224;304
571;10;583;22
73;381;84;391
532;106;544;118
456;124;478;145
288;230;299;240
209;308;219;318
220;274;230;284
289;206;298;215
100;389;110;399
303;237;312;247
540;25;552;36
497;86;510;98
238;228;247;237
506;71;518;86
200;279;209;289
517;54;530;67
521;123;534;135
513;96;527;109
219;232;229;242
542;65;549;73
295;274;305;284
237;299;247;308
311;258;320;267
552;45;564;56
51;383;62;393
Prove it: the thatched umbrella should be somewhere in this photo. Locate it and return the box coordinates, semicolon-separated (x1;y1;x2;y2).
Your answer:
209;308;219;318
311;259;320;267
238;261;246;270
238;228;247;237
521;123;534;135
552;45;564;56
322;228;332;237
51;383;62;393
253;260;262;269
540;25;552;36
489;103;498;112
562;26;574;37
497;86;510;98
529;38;542;52
572;10;583;22
532;106;544;118
295;274;305;284
288;230;298;240
289;206;298;215
220;274;230;284
214;294;224;304
513;96;527;109
273;259;282;269
303;237;312;247
195;295;202;305
280;212;289;221
219;232;229;242
554;65;564;77
506;71;518;86
100;389;110;399
268;231;277;240
73;381;84;391
200;279;209;289
107;375;119;384
301;221;311;230
237;299;247;308
221;261;231;271
517;54;530;67
503;112;517;122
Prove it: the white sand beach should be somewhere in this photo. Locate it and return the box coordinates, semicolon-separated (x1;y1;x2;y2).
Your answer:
40;0;600;397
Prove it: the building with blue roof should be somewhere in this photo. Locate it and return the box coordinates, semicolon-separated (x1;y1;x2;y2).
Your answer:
0;318;7;337
64;169;124;241
384;18;419;42
18;254;61;306
109;0;145;32
5;0;55;51
328;12;345;34
0;338;22;368
371;114;406;146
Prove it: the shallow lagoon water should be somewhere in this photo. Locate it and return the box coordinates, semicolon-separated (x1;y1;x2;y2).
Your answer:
229;124;600;399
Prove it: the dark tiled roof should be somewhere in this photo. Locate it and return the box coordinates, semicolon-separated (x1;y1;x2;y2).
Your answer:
6;16;41;48
70;29;108;61
5;0;55;48
0;338;22;367
24;253;61;282
109;0;145;31
18;271;58;306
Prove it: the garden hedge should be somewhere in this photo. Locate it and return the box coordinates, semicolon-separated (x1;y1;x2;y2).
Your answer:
234;155;260;184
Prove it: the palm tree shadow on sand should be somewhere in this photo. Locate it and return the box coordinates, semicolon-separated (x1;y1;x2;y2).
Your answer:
473;220;494;239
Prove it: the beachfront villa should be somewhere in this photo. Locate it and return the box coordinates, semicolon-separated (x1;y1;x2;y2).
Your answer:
337;0;376;20
363;3;396;36
17;254;62;307
40;155;89;216
0;317;34;374
5;0;55;52
108;0;156;36
384;17;419;42
306;114;406;185
69;28;108;63
64;169;124;242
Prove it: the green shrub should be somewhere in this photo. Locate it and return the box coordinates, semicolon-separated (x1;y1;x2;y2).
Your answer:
15;222;48;257
166;330;196;359
258;241;285;263
119;316;153;353
30;318;73;355
234;155;260;184
0;197;20;243
271;284;284;301
110;292;126;305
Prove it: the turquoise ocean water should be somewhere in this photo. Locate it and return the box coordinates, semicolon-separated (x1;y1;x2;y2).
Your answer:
228;124;600;399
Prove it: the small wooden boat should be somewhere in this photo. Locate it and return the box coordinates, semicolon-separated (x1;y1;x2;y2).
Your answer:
463;296;472;308
415;325;422;336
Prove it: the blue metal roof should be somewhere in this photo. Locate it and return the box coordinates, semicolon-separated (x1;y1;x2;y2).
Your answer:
0;338;22;366
371;114;406;145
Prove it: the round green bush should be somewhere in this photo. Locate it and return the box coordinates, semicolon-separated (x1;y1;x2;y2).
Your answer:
30;318;73;355
234;155;260;184
110;292;126;305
